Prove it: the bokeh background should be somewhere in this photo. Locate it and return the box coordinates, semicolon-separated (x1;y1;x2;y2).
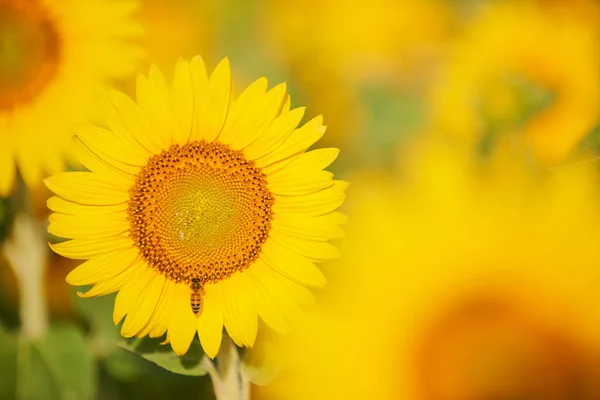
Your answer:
1;0;600;399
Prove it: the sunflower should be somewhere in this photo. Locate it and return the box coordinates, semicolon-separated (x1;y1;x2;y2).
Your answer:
0;0;142;196
45;57;347;358
256;141;600;399
259;0;452;150
428;0;600;164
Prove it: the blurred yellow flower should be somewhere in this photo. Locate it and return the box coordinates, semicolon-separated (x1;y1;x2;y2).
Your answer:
428;0;600;165
257;141;600;399
135;0;215;78
45;58;347;358
0;0;142;197
259;0;452;147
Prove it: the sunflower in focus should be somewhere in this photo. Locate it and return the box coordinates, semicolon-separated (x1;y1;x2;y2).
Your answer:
428;0;600;165
45;57;347;358
0;0;142;196
257;141;600;399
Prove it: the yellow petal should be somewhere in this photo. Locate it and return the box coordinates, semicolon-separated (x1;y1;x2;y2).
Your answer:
168;284;197;356
197;283;224;358
50;236;132;260
268;170;334;196
270;148;340;176
218;77;269;146
0;141;16;197
120;272;166;337
66;246;139;286
227;82;288;151
268;230;341;261
259;238;326;288
145;280;176;338
281;93;291;114
170;59;194;145
222;273;258;348
45;171;130;206
77;258;146;298
135;67;171;151
15;145;42;190
72;137;134;185
247;259;302;321
272;181;348;216
256;115;326;169
196;58;232;142
48;212;129;240
110;90;158;155
113;264;154;325
246;267;289;334
76;126;146;173
271;212;347;241
47;196;127;216
189;56;209;142
242;107;306;161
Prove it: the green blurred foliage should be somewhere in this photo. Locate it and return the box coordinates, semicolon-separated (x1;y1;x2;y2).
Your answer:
120;336;208;377
17;324;94;400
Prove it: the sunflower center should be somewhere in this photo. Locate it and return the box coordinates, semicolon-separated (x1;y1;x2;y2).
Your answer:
128;141;274;286
0;0;60;110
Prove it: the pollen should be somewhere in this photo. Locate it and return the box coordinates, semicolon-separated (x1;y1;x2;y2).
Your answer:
0;0;60;110
128;141;274;286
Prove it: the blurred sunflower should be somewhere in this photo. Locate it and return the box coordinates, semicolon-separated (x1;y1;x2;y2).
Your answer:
134;0;215;79
428;0;600;164
257;141;600;399
259;0;452;148
0;0;142;196
45;58;347;358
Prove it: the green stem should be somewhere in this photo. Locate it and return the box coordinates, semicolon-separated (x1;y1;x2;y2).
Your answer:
3;212;48;340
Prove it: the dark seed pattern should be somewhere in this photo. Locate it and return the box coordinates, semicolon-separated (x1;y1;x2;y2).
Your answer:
128;141;274;287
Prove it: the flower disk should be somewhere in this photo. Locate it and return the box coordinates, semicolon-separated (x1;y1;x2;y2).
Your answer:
129;141;274;285
46;57;347;358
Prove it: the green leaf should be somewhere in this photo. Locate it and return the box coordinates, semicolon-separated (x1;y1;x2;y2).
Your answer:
119;337;208;377
17;324;95;400
0;325;18;398
102;348;145;382
70;290;120;357
0;195;14;244
572;122;600;156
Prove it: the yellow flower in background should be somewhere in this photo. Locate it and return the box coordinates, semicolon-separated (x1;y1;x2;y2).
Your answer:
0;0;143;196
257;141;600;399
45;58;347;358
135;0;215;78
259;0;452;148
428;0;600;165
261;0;451;82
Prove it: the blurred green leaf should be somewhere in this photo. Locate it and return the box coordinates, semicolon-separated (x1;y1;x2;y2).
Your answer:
103;348;145;382
17;324;94;400
70;290;120;357
119;337;208;377
360;85;424;168
0;325;18;398
572;123;600;157
0;195;14;244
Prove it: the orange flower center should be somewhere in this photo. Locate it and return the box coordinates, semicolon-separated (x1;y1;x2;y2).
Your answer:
128;141;274;286
0;0;60;110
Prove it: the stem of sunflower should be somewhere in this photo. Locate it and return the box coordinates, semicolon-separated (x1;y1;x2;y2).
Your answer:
3;212;48;340
203;336;251;400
